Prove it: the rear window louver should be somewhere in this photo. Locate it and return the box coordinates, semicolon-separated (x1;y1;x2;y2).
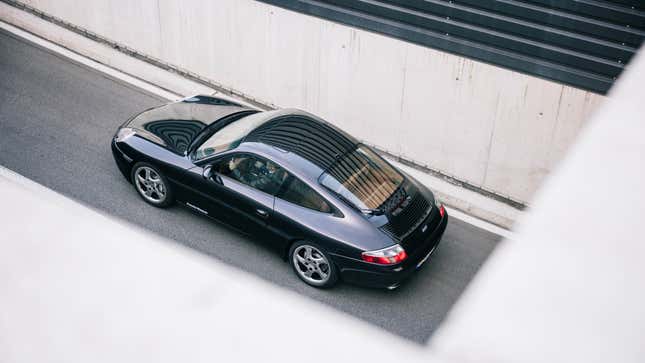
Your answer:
245;116;357;171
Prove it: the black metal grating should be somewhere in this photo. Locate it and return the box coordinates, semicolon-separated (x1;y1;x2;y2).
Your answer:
257;0;645;94
379;222;401;241
380;190;431;238
380;185;408;213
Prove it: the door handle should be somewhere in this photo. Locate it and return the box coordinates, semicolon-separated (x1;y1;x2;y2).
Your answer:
255;208;269;219
202;166;223;184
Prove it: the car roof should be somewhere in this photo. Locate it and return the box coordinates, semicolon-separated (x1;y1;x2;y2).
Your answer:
130;97;361;182
231;141;326;185
231;108;360;183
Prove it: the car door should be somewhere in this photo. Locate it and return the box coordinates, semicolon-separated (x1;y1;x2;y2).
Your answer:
270;173;339;243
190;153;287;240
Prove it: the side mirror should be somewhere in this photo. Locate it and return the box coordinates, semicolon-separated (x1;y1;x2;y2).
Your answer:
202;166;222;184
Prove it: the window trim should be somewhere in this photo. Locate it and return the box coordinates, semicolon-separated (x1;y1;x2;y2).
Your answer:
190;111;265;162
209;151;341;216
187;110;259;159
209;152;287;197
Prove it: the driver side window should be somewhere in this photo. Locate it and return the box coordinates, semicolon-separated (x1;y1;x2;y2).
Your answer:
216;154;287;196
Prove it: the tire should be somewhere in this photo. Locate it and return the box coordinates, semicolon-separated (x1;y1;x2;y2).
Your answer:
130;162;174;208
289;241;339;288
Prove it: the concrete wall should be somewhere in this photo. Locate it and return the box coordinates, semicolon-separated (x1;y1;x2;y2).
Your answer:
18;0;604;203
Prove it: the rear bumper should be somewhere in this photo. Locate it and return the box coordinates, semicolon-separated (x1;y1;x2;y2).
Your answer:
334;211;448;289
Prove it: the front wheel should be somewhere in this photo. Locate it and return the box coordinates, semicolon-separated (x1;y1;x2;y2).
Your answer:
131;162;174;208
289;241;339;288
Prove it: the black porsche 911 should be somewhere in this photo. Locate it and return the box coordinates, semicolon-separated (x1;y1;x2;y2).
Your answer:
111;95;447;289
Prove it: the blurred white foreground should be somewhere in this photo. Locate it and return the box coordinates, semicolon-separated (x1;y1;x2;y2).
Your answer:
432;49;645;362
1;49;644;363
0;167;426;362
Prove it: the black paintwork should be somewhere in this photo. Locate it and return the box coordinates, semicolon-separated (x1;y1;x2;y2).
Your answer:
111;95;447;288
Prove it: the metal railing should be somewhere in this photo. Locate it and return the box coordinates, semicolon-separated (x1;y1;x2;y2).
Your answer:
258;0;645;93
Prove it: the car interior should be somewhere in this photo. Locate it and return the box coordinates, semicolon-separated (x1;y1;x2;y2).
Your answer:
217;154;331;213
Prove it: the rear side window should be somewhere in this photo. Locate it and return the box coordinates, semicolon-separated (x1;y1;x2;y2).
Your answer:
278;176;332;213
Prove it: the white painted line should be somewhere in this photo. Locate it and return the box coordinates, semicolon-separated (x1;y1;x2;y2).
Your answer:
391;159;517;239
1;18;513;239
445;207;514;240
0;20;183;101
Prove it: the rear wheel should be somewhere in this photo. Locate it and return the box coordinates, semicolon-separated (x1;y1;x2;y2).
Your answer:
131;162;173;208
289;241;338;288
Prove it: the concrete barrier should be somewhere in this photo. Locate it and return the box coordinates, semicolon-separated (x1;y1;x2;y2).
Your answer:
0;10;519;229
8;0;604;204
0;164;429;362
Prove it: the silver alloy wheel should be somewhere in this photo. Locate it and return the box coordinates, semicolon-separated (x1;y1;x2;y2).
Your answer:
292;245;331;286
134;166;166;204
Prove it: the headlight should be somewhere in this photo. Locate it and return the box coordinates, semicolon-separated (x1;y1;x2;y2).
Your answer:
361;244;407;265
115;127;136;141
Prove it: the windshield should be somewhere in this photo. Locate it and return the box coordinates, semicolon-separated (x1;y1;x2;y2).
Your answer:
319;145;404;210
193;112;268;160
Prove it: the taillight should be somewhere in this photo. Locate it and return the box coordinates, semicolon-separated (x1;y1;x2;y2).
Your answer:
361;244;408;265
434;196;445;218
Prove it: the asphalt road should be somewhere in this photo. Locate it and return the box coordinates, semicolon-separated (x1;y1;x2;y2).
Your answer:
0;29;502;343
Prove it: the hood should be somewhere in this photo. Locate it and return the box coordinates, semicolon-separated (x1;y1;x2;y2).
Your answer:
126;95;250;154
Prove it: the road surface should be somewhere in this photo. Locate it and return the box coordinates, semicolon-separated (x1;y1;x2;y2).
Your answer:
0;29;502;343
